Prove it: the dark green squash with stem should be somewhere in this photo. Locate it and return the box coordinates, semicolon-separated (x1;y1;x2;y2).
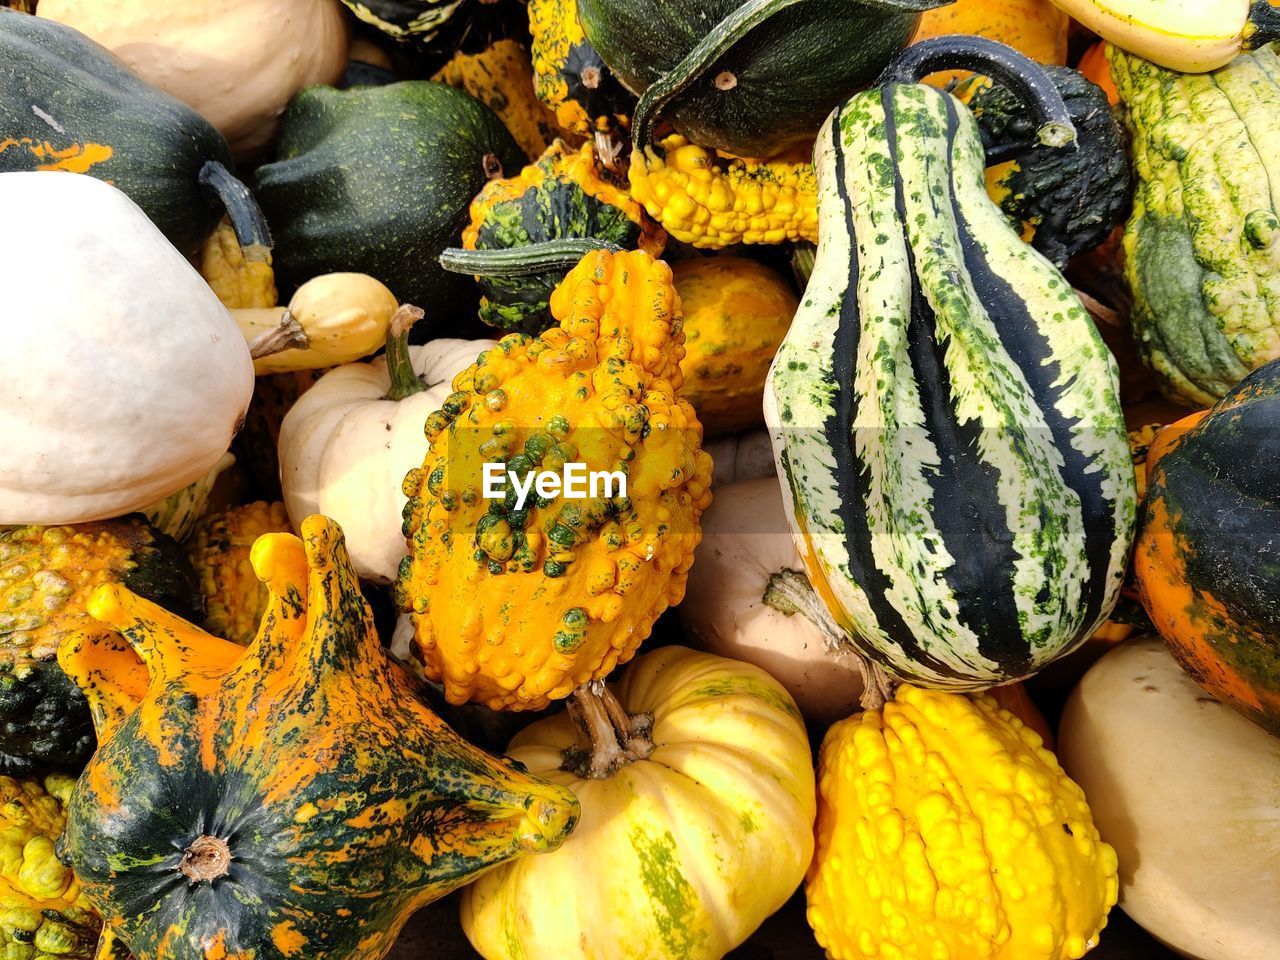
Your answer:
0;10;270;259
253;81;523;318
578;0;949;158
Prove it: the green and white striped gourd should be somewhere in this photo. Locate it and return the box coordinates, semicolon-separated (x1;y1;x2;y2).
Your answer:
764;37;1136;689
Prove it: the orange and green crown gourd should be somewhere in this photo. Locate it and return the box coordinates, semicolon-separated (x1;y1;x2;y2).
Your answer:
397;248;714;711
186;501;293;645
59;515;580;960
0;772;102;959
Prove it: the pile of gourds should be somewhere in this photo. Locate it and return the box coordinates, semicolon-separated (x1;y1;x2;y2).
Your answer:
1;0;1278;958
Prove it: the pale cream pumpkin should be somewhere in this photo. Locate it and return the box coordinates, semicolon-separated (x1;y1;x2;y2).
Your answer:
682;476;864;727
0;172;253;525
37;0;351;159
278;310;495;583
1059;637;1280;960
461;646;816;960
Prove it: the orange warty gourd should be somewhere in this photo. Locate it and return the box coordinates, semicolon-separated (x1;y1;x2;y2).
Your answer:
397;249;713;710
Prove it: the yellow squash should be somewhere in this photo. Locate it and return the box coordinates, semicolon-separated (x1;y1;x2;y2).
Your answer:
629;135;818;249
807;686;1118;960
675;257;797;434
397;249;714;710
187;501;293;645
461;646;815;960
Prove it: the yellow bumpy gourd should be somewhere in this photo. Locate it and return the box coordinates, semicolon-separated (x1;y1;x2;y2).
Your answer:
0;773;101;958
629;135;819;249
807;686;1118;960
397;249;713;710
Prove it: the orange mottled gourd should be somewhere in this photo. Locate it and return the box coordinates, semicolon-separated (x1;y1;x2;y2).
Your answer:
397;249;714;710
675;257;797;435
806;686;1118;960
59;516;579;960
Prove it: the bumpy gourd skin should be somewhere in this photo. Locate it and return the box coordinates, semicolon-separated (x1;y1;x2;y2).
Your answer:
187;501;292;645
528;0;631;137
0;773;101;959
1113;44;1280;407
60;516;579;960
629;136;818;249
198;221;276;310
463;140;666;334
807;687;1118;960
0;520;202;774
397;249;713;710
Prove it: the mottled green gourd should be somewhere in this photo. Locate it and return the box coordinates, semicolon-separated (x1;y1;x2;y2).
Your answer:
60;516;579;960
1113;43;1280;407
765;37;1135;690
0;519;202;774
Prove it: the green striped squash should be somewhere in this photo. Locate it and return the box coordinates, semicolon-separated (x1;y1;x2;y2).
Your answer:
764;38;1136;689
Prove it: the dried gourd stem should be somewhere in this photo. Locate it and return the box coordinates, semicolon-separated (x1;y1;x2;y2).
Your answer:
566;679;654;779
178;835;231;883
1074;287;1121;329
595;131;624;173
482;153;504;180
764;568;895;711
247;311;309;359
383;304;426;401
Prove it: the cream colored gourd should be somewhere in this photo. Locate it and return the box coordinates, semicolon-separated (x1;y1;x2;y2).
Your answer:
682;477;863;727
1059;638;1280;960
0;172;253;525
37;0;351;158
461;646;816;960
703;428;776;488
278;314;495;583
234;273;399;375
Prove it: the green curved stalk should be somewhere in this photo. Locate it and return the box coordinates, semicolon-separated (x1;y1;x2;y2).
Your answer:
384;305;427;401
879;36;1077;148
197;160;273;259
439;239;623;279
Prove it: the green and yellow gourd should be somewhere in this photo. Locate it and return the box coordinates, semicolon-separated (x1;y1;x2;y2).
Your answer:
528;0;633;139
765;37;1135;690
450;140;666;335
0;519;202;774
1114;43;1280;407
60;516;579;960
339;0;464;45
1;772;102;959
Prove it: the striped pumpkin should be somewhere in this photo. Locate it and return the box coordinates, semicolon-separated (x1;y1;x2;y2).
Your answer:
764;38;1136;689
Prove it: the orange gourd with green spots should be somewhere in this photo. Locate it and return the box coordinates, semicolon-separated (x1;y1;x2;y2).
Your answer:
806;685;1118;960
397;249;713;710
59;515;579;960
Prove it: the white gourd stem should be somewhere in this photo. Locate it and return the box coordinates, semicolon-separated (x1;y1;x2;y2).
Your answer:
247;311;309;359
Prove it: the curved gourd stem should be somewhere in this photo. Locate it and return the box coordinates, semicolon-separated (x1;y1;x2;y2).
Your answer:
439;238;624;279
764;568;895;711
1245;0;1280;49
197;160;273;258
247;312;309;359
565;680;654;779
630;0;949;154
879;35;1077;149
384;304;427;401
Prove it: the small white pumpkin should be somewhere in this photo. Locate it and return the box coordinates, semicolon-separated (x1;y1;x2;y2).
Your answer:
1059;637;1280;960
37;0;351;159
278;309;496;583
681;475;864;727
0;172;254;525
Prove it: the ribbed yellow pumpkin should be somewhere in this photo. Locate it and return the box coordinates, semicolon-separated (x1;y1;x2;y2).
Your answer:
806;686;1118;960
460;646;815;960
675;257;797;435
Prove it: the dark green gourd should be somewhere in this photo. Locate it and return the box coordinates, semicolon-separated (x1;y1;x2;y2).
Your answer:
0;10;269;258
253;81;524;316
764;37;1136;689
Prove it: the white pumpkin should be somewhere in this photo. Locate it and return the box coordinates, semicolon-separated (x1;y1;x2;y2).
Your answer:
278;323;496;583
37;0;351;159
681;475;863;727
704;427;776;488
1059;637;1280;960
0;172;254;525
